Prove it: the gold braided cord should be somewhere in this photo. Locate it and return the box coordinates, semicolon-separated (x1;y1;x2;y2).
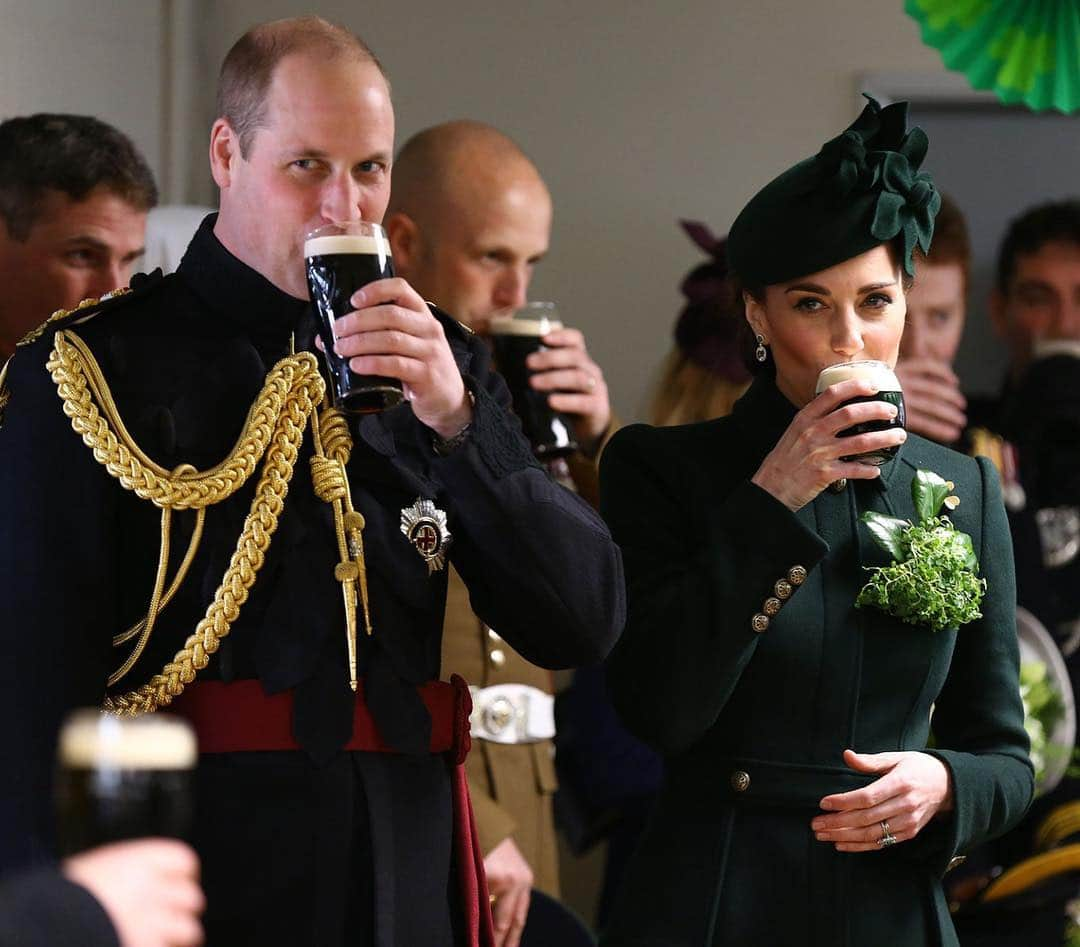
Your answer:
109;505;175;686
309;404;374;692
49;330;299;511
44;322;380;711
113;501;206;647
103;361;324;714
44;330;325;714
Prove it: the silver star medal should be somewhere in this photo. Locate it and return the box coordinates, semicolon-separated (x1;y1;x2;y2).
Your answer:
400;498;452;574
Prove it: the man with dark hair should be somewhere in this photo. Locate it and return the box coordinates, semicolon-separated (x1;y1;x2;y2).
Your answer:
989;199;1080;385
0;15;622;947
972;200;1080;629
0;113;157;358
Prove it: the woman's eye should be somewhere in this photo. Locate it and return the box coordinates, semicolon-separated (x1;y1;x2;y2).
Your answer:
794;297;825;312
863;293;893;309
292;159;320;171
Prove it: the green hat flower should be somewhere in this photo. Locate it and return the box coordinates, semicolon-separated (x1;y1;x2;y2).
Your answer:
869;137;942;275
728;96;940;287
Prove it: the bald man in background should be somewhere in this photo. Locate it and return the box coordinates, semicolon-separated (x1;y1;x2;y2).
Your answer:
386;121;614;945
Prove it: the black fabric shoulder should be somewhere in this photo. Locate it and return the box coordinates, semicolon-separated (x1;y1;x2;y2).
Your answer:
13;269;169;357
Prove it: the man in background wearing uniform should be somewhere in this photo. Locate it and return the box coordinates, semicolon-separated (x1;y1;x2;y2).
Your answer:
386;121;614;945
0;113;156;360
0;18;623;947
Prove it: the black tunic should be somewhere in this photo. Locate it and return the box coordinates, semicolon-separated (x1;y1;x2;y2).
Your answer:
0;216;625;945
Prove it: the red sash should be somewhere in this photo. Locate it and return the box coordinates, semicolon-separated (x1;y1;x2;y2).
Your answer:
170;675;495;946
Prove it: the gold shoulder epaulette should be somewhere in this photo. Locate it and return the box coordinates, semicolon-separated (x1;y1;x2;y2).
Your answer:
17;287;131;350
0;288;133;432
0;358;10;429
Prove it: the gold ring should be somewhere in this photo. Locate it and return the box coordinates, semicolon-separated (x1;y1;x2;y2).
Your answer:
489;893;498;905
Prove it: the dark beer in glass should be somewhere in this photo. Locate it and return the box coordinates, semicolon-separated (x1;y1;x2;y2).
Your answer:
490;303;578;459
815;360;905;466
55;710;197;856
304;222;403;414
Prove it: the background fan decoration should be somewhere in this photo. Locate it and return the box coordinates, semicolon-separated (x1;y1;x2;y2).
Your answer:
906;0;1080;114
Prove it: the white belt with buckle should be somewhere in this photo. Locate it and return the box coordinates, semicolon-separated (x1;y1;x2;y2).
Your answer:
468;684;555;744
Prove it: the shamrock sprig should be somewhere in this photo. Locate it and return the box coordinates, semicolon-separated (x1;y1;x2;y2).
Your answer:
855;470;985;633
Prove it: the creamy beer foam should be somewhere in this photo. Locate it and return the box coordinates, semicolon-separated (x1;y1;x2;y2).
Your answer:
815;360;901;395
303;234;389;258
59;711;197;770
488;315;563;337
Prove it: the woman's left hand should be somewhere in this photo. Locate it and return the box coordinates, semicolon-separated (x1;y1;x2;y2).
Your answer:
810;749;954;852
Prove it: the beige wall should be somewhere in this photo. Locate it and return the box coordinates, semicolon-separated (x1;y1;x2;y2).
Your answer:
201;0;945;419
0;1;166;191
3;0;949;419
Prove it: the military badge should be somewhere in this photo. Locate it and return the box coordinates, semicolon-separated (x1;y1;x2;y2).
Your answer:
400;498;452;573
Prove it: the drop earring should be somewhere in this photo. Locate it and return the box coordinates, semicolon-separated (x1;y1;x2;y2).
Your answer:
755;334;768;363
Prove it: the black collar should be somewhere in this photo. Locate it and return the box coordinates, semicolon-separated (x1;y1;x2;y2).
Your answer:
177;213;309;344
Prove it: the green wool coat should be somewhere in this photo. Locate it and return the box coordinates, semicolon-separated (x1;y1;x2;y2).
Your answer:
598;372;1034;947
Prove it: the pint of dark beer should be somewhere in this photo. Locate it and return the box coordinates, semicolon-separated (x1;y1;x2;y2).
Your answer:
55;710;197;856
815;360;905;466
304;221;403;414
490;303;578;459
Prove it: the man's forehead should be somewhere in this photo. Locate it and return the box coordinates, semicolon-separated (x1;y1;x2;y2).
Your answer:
31;189;147;242
1014;243;1080;285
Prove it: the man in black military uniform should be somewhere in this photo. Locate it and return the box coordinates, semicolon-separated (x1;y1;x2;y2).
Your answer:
0;16;624;947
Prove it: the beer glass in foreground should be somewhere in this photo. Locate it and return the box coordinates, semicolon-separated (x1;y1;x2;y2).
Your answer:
304;221;403;414
815;360;905;466
55;710;197;856
489;302;578;459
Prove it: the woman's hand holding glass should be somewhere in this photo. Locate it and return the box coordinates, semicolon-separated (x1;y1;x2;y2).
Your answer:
811;749;954;852
750;378;907;512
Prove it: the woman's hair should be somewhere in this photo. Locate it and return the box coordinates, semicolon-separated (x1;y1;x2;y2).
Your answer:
917;192;970;289
646;222;751;425
648;351;749;426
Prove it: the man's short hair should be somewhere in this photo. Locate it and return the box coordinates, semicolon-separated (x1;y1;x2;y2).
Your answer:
0;113;158;241
217;16;386;158
924;193;971;288
996;198;1080;293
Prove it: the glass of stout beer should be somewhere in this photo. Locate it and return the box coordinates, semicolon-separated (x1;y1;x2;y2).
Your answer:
304;221;404;414
489;302;578;459
815;359;905;466
55;710;197;856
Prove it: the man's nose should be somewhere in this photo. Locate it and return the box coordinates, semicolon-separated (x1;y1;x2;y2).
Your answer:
1052;299;1080;339
88;262;127;298
493;268;529;312
321;175;363;224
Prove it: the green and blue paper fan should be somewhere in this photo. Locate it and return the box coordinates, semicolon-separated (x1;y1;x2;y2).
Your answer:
906;0;1080;113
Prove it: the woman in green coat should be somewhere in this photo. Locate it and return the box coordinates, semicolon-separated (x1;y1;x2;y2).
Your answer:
599;98;1034;947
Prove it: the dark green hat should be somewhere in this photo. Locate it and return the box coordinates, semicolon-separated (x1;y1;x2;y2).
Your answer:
727;96;940;287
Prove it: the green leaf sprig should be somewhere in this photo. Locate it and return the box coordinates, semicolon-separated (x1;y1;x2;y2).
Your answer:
855;470;986;633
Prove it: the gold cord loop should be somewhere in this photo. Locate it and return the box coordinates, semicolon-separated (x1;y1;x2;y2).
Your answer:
46;328;325;714
309;404;374;691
